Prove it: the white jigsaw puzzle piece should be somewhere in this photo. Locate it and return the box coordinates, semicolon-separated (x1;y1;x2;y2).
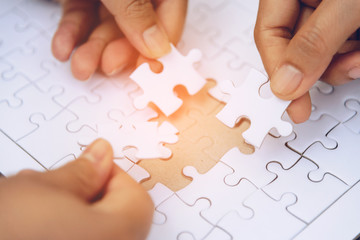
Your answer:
310;80;360;122
17;110;94;169
264;158;349;223
177;162;256;224
304;123;360;185
222;133;300;188
344;99;360;134
216;68;292;148
148;183;174;225
0;129;44;175
217;190;306;240
147;195;212;240
130;44;206;116
286;113;339;153
79;121;178;159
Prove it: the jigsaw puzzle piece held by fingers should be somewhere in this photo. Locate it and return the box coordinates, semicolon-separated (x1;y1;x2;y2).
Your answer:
344;99;360;134
217;190;306;240
264;159;348;223
130;44;206;116
216;68;292;148
304;123;360;185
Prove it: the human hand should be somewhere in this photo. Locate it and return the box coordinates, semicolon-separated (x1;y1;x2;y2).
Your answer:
51;0;187;80
0;139;154;240
254;0;360;123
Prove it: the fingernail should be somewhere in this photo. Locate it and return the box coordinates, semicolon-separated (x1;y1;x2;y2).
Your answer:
82;139;110;163
107;65;125;76
348;67;360;80
271;64;303;95
143;25;171;58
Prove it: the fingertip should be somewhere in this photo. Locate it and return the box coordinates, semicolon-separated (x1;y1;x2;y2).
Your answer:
142;24;171;58
51;26;76;62
71;39;105;80
101;38;138;75
286;94;312;124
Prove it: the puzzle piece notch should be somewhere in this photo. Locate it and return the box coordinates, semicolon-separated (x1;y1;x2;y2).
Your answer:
344;99;360;134
0;74;29;107
304;123;360;185
130;44;206;116
217;190;306;240
177;162;256;225
216;68;292;148
264;159;349;223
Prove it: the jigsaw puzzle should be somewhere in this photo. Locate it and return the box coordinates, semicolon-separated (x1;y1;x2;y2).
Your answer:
216;68;292;148
1;0;360;239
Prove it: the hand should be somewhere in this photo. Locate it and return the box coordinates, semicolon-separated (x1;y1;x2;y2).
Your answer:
254;0;360;123
0;139;154;240
51;0;187;80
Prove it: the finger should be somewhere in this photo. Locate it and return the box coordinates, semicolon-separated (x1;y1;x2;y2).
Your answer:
52;0;98;61
270;0;360;100
101;38;138;75
286;93;312;123
92;167;154;239
42;139;114;201
321;50;360;85
101;0;171;58
153;0;188;44
71;18;122;80
254;0;300;75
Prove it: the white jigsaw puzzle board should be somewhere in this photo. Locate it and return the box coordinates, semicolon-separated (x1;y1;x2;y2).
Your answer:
1;0;360;239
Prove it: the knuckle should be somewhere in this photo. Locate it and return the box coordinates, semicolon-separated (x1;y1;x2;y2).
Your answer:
294;28;329;58
123;0;153;18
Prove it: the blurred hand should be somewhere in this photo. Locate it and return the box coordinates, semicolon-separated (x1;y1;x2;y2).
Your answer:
52;0;187;80
0;139;154;240
254;0;360;123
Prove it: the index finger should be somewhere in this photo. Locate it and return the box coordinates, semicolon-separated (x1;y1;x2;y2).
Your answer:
254;0;300;75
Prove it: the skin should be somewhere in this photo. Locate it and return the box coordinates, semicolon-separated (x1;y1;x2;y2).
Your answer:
52;0;188;80
0;139;154;240
254;0;360;123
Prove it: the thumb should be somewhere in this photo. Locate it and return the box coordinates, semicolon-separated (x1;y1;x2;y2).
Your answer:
101;0;171;58
270;0;360;100
43;138;114;201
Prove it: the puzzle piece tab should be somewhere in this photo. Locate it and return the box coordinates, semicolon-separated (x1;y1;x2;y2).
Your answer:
130;44;206;116
216;68;292;148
